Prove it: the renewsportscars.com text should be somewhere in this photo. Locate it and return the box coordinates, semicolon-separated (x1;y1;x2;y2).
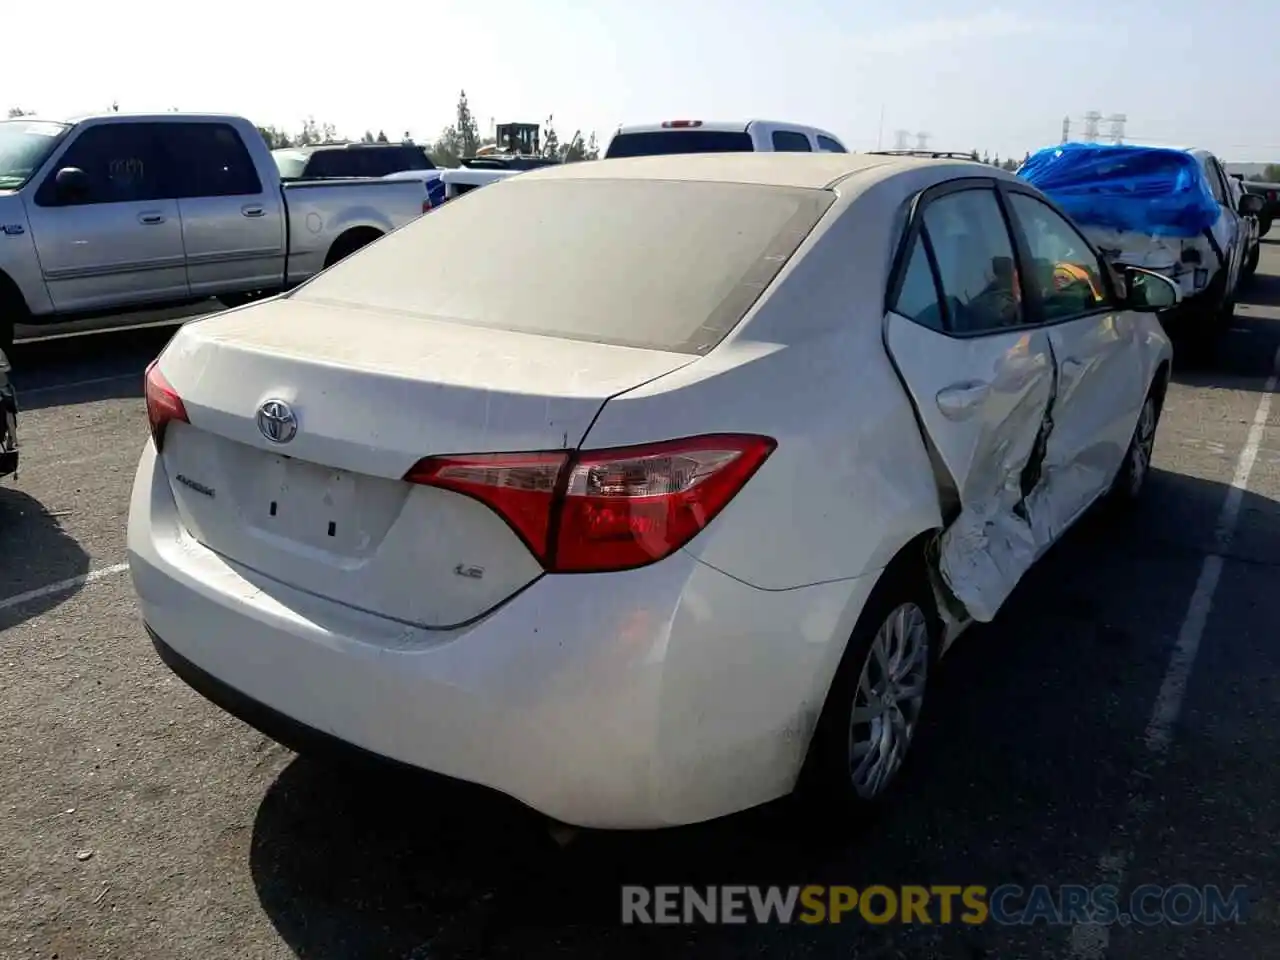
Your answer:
621;884;1249;926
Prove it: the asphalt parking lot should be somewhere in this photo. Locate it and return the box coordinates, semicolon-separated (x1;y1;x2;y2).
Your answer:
3;248;1280;960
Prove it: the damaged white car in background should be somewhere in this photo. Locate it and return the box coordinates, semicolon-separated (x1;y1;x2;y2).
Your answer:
129;153;1179;830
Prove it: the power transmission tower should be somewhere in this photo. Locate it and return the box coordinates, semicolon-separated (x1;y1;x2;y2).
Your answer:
1082;111;1102;143
915;131;931;151
1062;115;1071;143
1105;114;1127;145
893;129;910;150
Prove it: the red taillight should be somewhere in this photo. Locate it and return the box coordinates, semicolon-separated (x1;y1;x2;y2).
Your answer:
144;359;188;452
404;452;568;559
404;434;775;573
660;120;703;129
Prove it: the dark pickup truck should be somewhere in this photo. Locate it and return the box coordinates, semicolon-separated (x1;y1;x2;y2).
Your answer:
1237;179;1279;237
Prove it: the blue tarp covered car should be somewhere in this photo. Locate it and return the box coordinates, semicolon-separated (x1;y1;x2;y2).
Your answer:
1018;142;1220;239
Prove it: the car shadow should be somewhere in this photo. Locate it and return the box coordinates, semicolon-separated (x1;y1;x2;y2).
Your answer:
1169;271;1280;385
10;325;178;411
246;466;1280;960
0;486;91;628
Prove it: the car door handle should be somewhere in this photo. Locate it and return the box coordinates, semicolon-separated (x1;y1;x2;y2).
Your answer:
936;380;991;420
137;212;166;225
241;205;265;218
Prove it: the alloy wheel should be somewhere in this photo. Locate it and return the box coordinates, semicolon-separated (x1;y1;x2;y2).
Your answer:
1127;397;1157;498
847;602;930;800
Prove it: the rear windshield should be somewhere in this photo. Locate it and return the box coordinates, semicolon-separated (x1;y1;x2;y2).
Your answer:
293;177;833;355
605;130;754;158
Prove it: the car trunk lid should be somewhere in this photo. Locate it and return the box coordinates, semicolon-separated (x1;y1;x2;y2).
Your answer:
154;297;695;627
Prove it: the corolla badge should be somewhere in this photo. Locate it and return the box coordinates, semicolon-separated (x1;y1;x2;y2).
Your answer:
256;399;298;444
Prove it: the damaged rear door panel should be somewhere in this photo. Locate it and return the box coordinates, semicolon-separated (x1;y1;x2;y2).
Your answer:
883;182;1061;624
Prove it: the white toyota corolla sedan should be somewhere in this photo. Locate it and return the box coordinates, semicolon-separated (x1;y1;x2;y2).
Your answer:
129;152;1179;829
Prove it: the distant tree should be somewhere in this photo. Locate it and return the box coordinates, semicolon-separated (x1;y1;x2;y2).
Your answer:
982;150;990;165
376;130;389;143
295;117;338;145
970;149;980;162
455;91;480;157
1262;164;1280;183
561;130;599;163
360;130;376;143
542;115;561;160
6;107;33;118
257;125;294;149
1001;158;1019;172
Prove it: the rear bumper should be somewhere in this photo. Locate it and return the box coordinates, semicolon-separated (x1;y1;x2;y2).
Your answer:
127;441;868;829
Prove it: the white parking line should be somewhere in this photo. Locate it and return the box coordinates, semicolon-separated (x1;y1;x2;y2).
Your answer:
0;562;129;613
1069;345;1280;958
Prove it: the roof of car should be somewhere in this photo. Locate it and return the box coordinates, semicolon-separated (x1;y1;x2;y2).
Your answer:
515;152;1001;191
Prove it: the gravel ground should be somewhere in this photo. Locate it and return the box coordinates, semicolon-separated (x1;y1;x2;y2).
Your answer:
3;246;1280;959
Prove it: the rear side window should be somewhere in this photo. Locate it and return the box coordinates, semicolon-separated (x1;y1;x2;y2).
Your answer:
163;123;262;198
294;178;834;355
816;135;846;153
771;131;812;152
892;238;945;331
605;131;754;158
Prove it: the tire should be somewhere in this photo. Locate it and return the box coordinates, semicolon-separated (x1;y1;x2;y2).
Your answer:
324;230;382;269
1244;242;1260;278
797;558;940;824
1107;387;1162;506
0;285;25;355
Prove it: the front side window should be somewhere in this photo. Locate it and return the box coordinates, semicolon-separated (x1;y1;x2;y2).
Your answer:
35;123;166;206
816;135;847;153
921;189;1023;333
1007;192;1111;320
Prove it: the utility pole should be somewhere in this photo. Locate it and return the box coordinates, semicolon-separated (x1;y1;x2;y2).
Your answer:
1061;115;1071;143
876;104;885;150
1105;113;1127;145
1083;111;1102;143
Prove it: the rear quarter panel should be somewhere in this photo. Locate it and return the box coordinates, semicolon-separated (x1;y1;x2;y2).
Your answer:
281;179;426;283
580;170;949;593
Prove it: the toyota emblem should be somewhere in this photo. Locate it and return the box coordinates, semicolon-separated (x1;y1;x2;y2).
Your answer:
256;399;298;444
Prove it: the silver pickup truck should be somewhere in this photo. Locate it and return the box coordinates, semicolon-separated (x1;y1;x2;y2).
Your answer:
0;113;428;349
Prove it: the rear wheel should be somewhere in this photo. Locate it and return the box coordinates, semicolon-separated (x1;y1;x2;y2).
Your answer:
798;561;938;822
324;229;383;269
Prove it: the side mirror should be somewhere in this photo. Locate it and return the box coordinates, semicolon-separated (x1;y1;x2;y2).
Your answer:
53;166;90;203
1123;267;1181;312
1239;193;1265;217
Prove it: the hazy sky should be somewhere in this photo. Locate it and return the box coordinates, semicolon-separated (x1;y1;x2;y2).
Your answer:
7;0;1279;161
